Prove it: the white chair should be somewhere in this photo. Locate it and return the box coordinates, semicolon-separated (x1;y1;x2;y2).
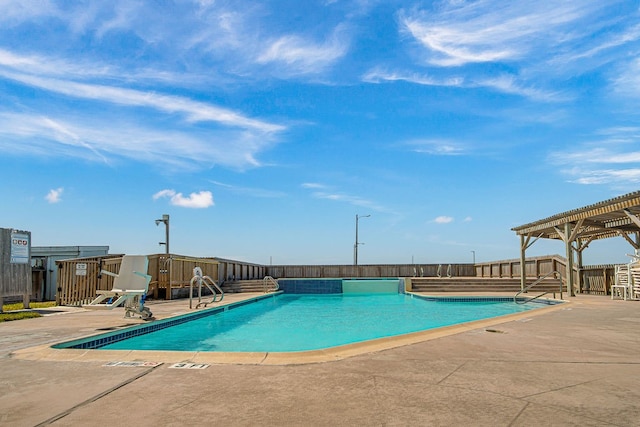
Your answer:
611;263;632;300
630;264;640;301
83;255;153;319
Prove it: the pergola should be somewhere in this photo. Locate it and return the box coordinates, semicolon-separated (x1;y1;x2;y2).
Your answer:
511;190;640;296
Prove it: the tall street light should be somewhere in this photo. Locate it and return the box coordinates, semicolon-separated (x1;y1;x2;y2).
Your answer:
471;250;476;264
155;214;170;254
354;214;371;265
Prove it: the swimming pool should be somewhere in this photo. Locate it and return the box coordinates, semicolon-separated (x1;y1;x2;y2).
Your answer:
56;293;558;353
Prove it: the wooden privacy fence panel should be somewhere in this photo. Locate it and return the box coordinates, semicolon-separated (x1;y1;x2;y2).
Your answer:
476;255;568;278
56;257;120;306
474;255;616;295
217;259;264;282
0;228;32;309
57;254;265;304
265;264;475;279
580;265;615;295
147;254;220;300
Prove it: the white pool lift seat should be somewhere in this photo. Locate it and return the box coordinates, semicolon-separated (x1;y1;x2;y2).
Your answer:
83;255;153;320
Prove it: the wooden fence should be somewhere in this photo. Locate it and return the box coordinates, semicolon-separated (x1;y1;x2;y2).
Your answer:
56;253;618;305
0;228;33;310
265;263;475;278
580;265;616;295
475;255;614;295
56;255;122;305
56;254;267;305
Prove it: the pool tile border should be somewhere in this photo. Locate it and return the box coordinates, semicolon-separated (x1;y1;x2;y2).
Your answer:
53;293;279;350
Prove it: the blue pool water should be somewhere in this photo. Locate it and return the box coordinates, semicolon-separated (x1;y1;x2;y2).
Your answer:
95;294;548;353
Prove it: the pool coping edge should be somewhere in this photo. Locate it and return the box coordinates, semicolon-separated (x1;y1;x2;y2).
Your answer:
10;295;570;365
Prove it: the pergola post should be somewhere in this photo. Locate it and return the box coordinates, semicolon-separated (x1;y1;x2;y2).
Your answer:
520;234;526;292
576;242;583;294
564;222;575;297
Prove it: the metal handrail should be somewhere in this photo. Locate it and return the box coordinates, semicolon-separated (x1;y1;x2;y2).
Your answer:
263;276;279;293
436;264;453;278
514;270;563;304
190;267;224;309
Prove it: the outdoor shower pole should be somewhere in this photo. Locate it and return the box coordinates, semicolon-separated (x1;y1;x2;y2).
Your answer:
155;214;170;255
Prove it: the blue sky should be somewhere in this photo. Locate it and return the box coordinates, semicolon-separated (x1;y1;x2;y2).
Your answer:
2;0;640;266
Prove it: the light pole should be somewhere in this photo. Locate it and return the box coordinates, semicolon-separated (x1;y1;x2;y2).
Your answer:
354;214;370;265
155;214;170;254
471;250;476;264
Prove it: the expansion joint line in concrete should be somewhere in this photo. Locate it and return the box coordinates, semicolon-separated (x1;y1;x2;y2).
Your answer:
508;401;530;427
436;361;467;385
33;365;160;426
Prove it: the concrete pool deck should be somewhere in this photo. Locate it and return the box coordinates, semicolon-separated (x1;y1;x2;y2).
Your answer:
1;293;639;426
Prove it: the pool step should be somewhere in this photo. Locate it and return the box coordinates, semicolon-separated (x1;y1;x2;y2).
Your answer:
410;277;564;293
221;279;268;293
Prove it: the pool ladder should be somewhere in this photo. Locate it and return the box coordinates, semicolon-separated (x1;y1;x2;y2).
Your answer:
263;276;280;293
190;267;224;309
514;270;563;304
436;264;452;278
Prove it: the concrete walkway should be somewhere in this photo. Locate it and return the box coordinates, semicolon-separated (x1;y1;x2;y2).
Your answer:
1;294;639;426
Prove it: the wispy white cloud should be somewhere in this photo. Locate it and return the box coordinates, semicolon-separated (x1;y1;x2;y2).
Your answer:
406;139;467;156
0;47;285;168
210;181;286;198
0;1;59;23
312;191;375;209
549;127;640;185
0;67;283;133
256;27;349;75
0;112;275;169
45;187;63;204
363;68;563;101
570;169;640;185
153;189;214;208
399;2;602;67
301;182;392;213
549;23;640;69
391;1;637;102
613;58;640;97
301;182;327;189
362;68;463;87
0;48;213;88
476;75;567;102
433;216;454;224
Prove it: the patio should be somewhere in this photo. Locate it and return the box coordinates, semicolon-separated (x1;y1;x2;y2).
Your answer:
1;293;639;426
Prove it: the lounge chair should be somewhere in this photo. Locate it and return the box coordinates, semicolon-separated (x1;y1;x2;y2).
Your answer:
83;255;153;320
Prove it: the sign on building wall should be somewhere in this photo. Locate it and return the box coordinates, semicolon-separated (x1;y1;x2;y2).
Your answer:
10;232;30;264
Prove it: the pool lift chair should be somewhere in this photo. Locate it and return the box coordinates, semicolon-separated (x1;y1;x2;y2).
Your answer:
83;255;154;320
